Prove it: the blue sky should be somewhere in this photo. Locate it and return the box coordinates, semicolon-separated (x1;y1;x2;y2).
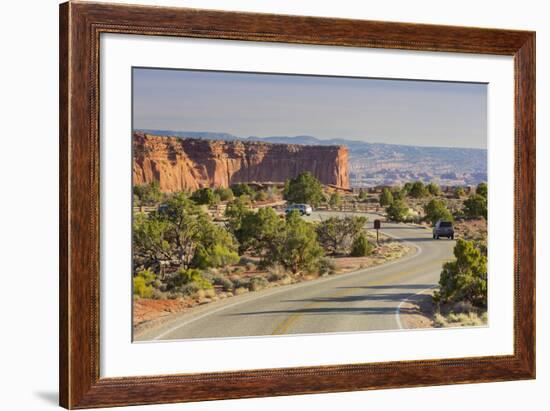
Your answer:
133;68;487;149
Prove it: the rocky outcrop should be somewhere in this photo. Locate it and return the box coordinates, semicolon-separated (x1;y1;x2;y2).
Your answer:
133;133;349;192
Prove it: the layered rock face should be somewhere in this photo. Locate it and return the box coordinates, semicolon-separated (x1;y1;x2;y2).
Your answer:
133;133;349;192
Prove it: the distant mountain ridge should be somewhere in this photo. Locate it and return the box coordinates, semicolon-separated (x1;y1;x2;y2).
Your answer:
136;129;484;151
136;129;487;187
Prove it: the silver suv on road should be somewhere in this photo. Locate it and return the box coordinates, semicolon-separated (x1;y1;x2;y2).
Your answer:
433;220;455;240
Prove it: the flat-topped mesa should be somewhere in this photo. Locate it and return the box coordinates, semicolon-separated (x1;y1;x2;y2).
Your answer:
133;132;349;192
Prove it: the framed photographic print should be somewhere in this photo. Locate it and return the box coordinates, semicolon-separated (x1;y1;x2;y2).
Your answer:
59;1;535;409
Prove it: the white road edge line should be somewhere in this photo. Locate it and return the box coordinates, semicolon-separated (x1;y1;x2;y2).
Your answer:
148;226;424;341
395;286;438;330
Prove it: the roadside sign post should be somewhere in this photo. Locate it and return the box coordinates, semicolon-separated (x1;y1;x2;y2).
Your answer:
374;219;381;245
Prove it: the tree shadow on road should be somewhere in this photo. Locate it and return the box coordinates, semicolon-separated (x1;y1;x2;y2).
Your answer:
279;291;428;305
392;237;445;242
228;286;435;317
227;305;420;317
335;283;434;291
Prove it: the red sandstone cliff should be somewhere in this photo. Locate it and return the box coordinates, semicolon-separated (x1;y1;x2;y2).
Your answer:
133;133;349;192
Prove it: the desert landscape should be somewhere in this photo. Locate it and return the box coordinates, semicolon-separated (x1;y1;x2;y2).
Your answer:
132;130;488;340
131;68;487;340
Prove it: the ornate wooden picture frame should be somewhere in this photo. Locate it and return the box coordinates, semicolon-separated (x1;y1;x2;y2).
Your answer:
59;1;535;408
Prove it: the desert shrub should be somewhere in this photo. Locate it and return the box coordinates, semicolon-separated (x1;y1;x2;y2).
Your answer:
190;218;239;269
173;268;213;291
150;288;166;300
379;188;394;206
132;212;172;271
266;186;279;201
179;283;199;297
239;256;256;265
453;209;466;220
408;181;428;198
225;196;251;234
236;207;284;258
318;257;336;275
232;277;251;290
392;188;405;201
198;288;216;299
452;301;476;314
426;182;441;196
424;198;454;225
133;181;163;206
328;192;343;209
249;276;269;291
463;194;487;219
200;270;216;283
435;239;487;308
191;187;219;206
267;272;282;282
404;214;421;224
137;267;156;282
316;216;368;255
230;183;254;197
193;243;239;269
433;313;446;327
133;268;156;298
266;211;324;274
454;187;466;198
476;182;488;198
402;182;413;195
220;277;234;291
133;277;153;298
135;192;234;271
386;199;409;222
211;274;234;292
166;292;181;300
231;265;246;274
475;239;488;257
254;190;268;201
445;312;486;327
283;172;324;207
214;187;234;202
234;287;248;295
350;233;374;257
266;264;287;282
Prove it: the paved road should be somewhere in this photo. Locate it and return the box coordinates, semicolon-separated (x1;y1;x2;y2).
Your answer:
135;212;455;341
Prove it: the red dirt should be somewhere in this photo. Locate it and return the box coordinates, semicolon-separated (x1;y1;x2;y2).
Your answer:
133;298;194;327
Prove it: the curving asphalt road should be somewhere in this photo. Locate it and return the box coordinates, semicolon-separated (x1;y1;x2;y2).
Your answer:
135;211;455;342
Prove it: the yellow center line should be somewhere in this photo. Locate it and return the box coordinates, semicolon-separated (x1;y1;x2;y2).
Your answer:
270;261;447;335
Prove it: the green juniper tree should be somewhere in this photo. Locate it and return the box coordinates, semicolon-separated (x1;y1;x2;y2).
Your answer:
436;239;487;308
408;181;429;198
328;192;343;209
386;199;409;222
463;194;488;219
316;216;368;255
283;172;324;207
424;198;453;225
379;188;394;207
270;211;324;274
426;182;441;196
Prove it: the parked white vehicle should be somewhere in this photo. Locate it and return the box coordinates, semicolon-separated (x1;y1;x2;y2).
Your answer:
284;203;313;216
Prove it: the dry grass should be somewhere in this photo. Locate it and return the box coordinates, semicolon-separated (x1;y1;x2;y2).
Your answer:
454;218;487;242
434;310;488;328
